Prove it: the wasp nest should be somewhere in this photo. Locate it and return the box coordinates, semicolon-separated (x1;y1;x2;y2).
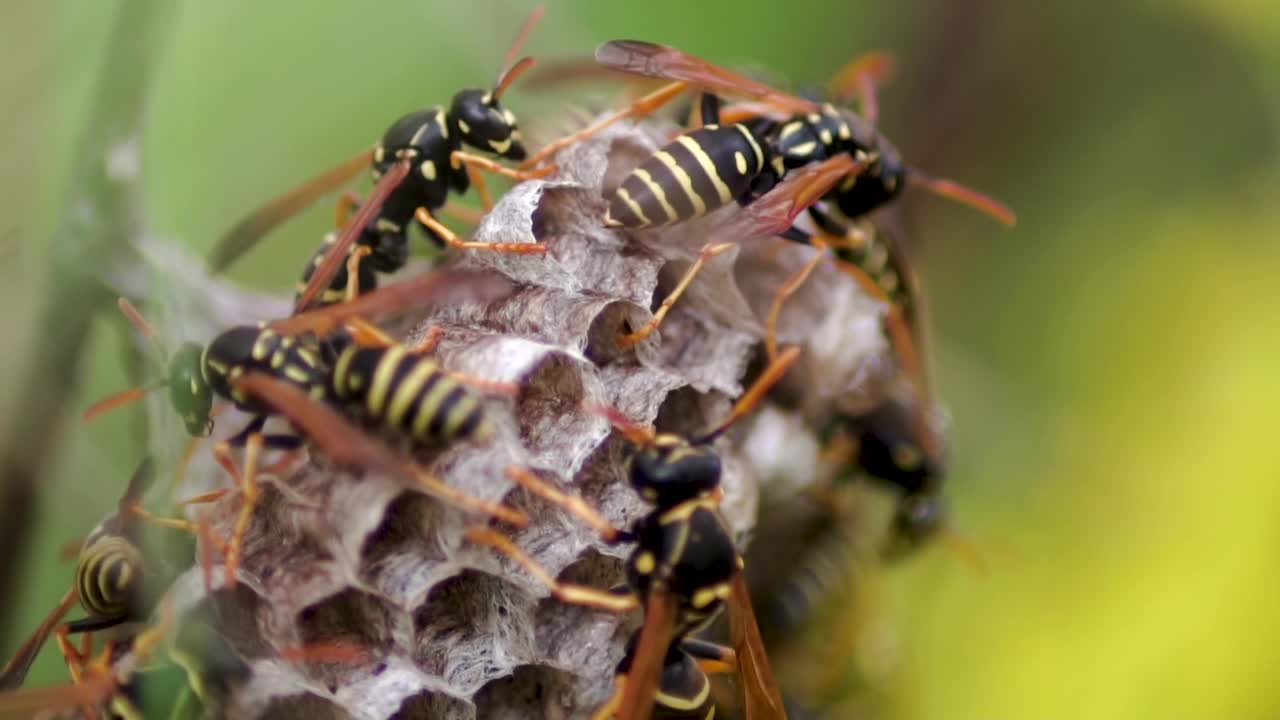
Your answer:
147;116;892;720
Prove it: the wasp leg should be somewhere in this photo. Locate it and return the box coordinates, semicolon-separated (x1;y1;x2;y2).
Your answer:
764;235;830;362
409;325;446;355
466;162;494;211
416;206;547;255
504;465;622;543
344;245;374;302
54;627;99;720
617;241;735;347
465;526;640;612
213;432;265;588
452;151;556;182
334;190;362;229
521;80;689;169
681;638;739;675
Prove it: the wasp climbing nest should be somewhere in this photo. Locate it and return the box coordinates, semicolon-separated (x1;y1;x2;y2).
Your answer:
144;115;893;720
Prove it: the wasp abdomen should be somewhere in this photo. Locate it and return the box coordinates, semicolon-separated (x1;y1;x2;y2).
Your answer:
75;532;144;621
607;124;767;228
330;345;492;446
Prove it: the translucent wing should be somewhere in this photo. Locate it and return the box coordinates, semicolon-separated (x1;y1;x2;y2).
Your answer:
234;372;527;527
270;267;514;338
293;158;411;313
208;150;373;272
730;572;788;720
595;40;819;116
716;154;862;241
615;588;677;720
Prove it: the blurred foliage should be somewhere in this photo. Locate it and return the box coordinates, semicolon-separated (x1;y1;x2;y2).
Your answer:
1;0;1277;718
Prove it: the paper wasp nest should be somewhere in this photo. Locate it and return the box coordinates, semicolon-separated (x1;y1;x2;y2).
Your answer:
150;116;892;720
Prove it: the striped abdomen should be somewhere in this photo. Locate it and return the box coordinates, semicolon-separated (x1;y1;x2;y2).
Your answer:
75;531;144;621
330;344;492;445
614;645;714;720
296;232;381;308
606;124;770;228
295;222;410;308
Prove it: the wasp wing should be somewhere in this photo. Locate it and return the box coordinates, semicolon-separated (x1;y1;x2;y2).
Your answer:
615;588;677;720
716;154;861;241
270;267;514;338
595;40;818;116
208;150;373;273
293;158;412;313
730;572;788;720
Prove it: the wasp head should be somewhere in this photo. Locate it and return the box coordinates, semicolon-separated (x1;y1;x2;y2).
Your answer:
450;88;526;160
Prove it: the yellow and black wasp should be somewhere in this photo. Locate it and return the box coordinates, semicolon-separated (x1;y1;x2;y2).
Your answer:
522;40;1013;359
468;345;803;720
81;269;525;587
207;6;556;314
0;459;218;697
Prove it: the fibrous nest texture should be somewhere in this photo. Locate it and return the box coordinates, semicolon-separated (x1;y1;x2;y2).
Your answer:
146;116;892;720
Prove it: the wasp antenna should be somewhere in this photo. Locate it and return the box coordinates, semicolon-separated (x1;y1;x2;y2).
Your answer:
910;172;1017;227
699;345;802;442
81;381;166;425
581;401;655;446
210;150;374;272
494;56;537;100
117;298;157;338
500;4;545;77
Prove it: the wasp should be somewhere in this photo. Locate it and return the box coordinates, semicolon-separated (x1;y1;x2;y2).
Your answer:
208;6;556;314
81;269;523;586
0;459;223;700
468;345;803;720
0;577;364;719
523;41;1013;358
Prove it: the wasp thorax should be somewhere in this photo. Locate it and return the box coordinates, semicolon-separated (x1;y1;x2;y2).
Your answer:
450;88;526;160
630;438;722;506
169;342;214;437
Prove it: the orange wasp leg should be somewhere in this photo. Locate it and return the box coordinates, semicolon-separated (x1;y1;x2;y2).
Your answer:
213;433;265;588
416;207;546;255
465;526;640;612
504;465;621;543
520;81;689;169
617;242;735;348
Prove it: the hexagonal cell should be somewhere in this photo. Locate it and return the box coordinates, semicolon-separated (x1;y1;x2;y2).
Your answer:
531;550;632;677
254;692;350;720
296;587;395;690
513;352;587;447
230;479;335;589
413;569;537;693
205;583;272;660
359;490;451;603
390;689;473;720
653;385;727;439
584;300;652;366
472;664;594;720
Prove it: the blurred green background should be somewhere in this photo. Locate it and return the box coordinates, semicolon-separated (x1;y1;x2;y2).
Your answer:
2;0;1277;718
